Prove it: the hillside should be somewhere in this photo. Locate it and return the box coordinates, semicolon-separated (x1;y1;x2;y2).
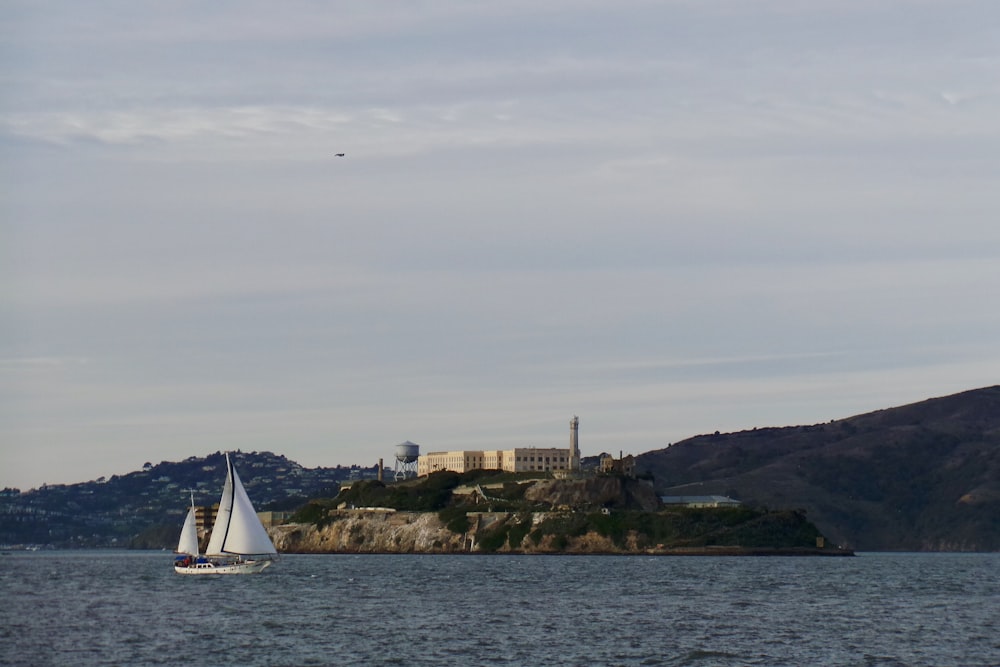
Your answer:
0;451;374;548
5;386;997;552
637;386;1000;551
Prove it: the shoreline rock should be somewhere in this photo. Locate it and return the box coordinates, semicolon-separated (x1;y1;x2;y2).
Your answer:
271;510;854;556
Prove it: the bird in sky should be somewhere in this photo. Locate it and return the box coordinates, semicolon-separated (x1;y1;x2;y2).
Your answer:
335;153;345;157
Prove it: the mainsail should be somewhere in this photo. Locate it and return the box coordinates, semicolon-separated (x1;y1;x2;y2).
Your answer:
204;453;277;557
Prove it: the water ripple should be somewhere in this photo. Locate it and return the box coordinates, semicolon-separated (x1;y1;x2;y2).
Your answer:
1;552;998;666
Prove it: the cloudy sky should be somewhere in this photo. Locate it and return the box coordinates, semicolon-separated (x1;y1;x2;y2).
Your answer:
3;1;999;490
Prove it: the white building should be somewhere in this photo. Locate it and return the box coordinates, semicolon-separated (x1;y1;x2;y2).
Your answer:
416;417;582;477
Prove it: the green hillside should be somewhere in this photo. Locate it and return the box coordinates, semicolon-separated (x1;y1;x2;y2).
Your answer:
0;451;369;548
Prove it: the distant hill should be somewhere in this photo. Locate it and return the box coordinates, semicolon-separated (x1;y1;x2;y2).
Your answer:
6;386;999;551
0;451;376;548
637;386;1000;551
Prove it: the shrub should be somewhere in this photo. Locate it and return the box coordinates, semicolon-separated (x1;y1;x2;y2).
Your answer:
477;524;510;553
438;506;471;534
290;500;333;525
506;514;532;549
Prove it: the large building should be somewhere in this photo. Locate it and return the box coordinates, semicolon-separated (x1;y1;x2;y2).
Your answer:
417;416;582;477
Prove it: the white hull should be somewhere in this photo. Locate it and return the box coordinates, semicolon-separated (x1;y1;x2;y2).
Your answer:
174;558;274;575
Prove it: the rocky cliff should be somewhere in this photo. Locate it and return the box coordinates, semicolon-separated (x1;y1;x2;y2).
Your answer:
272;509;632;554
272;510;467;554
271;475;671;554
272;505;841;555
523;476;661;511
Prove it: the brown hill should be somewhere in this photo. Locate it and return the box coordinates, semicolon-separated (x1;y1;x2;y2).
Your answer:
636;386;1000;551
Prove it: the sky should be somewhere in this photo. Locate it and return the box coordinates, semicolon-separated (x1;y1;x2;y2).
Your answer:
3;1;1000;490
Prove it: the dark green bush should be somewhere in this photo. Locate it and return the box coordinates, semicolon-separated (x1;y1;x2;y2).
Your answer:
290;500;333;525
477;523;510;553
438;506;471;533
506;514;532;549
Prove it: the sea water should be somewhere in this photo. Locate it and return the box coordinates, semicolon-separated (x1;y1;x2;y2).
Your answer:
0;551;997;666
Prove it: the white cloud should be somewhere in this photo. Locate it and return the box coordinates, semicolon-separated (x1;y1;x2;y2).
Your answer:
3;0;1000;489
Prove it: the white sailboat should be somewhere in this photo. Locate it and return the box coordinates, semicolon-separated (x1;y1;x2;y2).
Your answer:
174;453;278;575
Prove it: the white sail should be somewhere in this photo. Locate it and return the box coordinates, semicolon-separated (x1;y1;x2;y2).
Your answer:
176;506;200;556
222;459;278;555
204;459;234;556
205;453;277;557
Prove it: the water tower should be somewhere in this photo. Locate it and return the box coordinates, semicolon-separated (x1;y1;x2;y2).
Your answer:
394;441;419;481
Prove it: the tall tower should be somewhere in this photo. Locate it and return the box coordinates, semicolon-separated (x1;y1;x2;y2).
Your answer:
569;416;580;471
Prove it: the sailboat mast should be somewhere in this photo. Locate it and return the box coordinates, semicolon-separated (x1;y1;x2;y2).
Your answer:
186;488;198;556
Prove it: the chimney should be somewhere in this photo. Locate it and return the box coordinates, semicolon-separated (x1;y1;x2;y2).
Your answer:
570;416;580;471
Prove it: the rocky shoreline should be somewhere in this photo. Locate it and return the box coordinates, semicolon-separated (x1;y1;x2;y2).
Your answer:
270;509;854;556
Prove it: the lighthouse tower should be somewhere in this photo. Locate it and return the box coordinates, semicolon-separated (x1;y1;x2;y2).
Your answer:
569;416;580;471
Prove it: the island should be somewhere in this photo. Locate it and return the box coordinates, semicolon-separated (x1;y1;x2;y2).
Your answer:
271;470;852;556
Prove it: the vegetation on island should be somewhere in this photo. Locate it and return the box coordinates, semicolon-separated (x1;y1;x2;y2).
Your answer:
288;469;829;554
303;470;541;512
469;507;821;554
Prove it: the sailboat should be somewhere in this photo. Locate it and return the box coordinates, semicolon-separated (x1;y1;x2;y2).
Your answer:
174;453;278;575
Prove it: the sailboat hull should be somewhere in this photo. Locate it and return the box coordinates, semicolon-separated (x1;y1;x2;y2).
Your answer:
174;558;274;575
